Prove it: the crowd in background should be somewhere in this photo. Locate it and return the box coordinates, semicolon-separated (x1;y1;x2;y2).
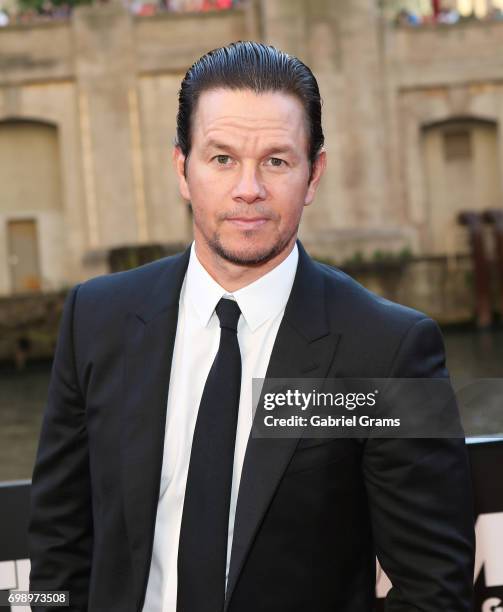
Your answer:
0;0;242;26
130;0;241;18
391;0;503;25
396;5;503;25
2;0;503;32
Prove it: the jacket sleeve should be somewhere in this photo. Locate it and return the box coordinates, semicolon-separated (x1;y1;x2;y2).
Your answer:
28;284;93;612
363;317;475;611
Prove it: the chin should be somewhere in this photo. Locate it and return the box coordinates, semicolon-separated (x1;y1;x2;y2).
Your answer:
211;235;290;267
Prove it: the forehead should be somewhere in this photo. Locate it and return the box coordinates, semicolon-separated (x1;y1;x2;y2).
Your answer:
191;88;308;149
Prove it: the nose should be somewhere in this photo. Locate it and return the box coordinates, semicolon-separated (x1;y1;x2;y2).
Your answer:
232;163;266;204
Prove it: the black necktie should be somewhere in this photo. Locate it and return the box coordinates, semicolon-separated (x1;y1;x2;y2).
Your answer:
177;297;242;612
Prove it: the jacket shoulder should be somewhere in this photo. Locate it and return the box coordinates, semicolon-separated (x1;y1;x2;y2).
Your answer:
313;261;444;377
75;250;187;309
318;261;426;322
82;252;181;292
315;260;436;346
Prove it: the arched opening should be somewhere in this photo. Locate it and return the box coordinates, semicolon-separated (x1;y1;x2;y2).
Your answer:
0;119;63;294
421;117;501;255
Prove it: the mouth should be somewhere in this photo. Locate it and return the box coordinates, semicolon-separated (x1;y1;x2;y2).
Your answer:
225;217;270;230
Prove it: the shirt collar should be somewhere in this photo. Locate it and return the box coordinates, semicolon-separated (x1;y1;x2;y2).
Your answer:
184;241;299;332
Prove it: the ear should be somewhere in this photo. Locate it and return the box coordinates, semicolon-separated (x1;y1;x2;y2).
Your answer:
173;146;191;201
304;149;327;206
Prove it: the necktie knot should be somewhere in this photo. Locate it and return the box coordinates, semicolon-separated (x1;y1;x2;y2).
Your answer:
215;297;241;332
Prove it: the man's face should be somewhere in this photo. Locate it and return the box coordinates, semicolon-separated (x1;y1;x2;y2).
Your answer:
173;88;326;266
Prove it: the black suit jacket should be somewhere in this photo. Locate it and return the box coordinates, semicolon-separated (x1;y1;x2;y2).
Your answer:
29;242;475;611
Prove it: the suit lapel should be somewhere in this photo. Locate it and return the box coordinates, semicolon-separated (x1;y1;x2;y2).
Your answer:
224;242;341;609
120;247;190;604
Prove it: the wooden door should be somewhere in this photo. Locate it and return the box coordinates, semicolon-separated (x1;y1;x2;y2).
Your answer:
7;219;41;293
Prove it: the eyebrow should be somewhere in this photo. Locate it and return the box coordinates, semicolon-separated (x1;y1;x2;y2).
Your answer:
202;139;300;160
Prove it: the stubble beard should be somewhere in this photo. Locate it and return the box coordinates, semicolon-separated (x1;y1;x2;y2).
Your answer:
206;227;297;267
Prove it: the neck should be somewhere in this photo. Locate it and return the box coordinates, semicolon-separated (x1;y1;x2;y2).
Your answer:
194;237;297;292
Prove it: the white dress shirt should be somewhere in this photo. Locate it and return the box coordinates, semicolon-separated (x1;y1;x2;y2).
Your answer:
142;241;299;612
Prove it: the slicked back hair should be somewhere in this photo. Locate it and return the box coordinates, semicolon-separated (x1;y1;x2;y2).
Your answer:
175;41;324;176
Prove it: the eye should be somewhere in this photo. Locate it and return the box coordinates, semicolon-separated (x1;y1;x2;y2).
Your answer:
214;155;232;165
267;157;286;167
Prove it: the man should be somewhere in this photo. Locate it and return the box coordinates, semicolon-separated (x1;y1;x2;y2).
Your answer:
29;41;475;611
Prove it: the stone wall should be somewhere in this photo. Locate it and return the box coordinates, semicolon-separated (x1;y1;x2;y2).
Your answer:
1;0;503;323
0;3;254;296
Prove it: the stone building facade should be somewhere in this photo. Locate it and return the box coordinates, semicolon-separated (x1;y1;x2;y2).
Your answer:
0;0;502;302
